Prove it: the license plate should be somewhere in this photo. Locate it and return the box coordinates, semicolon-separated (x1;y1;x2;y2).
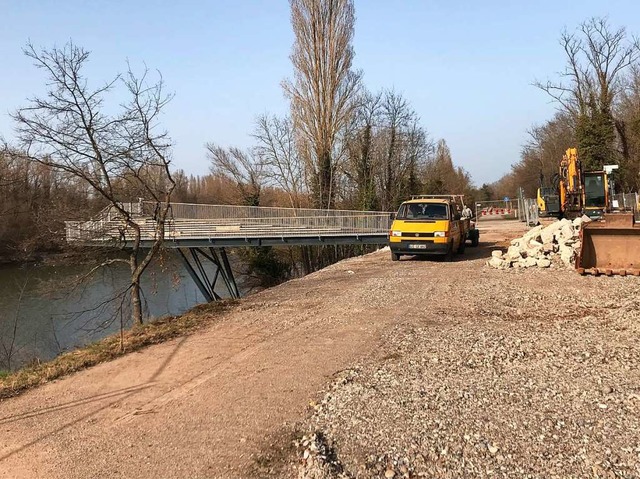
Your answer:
408;244;427;249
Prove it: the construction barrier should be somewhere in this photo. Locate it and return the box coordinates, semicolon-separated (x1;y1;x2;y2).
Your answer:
475;200;518;222
480;207;514;217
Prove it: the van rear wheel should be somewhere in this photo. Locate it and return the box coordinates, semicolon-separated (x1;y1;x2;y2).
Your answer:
469;229;479;247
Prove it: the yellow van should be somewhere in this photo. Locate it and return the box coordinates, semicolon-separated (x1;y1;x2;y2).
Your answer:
388;196;468;261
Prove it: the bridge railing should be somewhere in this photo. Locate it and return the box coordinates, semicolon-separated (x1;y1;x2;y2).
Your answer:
165;213;392;238
154;201;387;220
66;202;394;243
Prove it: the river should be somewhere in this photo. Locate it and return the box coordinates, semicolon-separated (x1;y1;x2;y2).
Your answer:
0;254;242;371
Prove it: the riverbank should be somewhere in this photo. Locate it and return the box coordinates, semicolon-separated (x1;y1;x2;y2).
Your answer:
0;249;238;371
0;300;235;399
0;245;121;267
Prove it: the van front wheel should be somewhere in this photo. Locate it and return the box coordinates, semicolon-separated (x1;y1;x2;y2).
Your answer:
445;243;454;262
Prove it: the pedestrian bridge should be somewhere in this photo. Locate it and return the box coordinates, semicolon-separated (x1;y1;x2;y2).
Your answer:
65;202;393;302
65;201;393;248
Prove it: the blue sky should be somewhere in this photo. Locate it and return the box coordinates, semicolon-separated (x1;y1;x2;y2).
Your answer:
2;1;640;185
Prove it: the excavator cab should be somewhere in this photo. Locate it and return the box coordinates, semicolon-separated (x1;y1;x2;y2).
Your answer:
583;172;607;220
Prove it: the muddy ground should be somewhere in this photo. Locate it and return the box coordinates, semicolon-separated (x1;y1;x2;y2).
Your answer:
1;219;638;478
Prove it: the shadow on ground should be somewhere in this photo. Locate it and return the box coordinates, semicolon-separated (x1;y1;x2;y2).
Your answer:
393;240;502;263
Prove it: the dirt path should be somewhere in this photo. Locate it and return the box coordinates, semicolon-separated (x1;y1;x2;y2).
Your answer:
0;221;527;478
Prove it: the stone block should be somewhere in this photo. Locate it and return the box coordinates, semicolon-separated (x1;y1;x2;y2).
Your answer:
537;258;551;268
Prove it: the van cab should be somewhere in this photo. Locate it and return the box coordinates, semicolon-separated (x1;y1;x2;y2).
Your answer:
388;196;468;261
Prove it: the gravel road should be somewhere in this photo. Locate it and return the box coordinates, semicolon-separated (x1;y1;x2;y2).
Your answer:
1;220;638;478
295;222;640;478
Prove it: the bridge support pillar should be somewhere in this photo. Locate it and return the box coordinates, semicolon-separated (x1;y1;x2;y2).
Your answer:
175;247;240;302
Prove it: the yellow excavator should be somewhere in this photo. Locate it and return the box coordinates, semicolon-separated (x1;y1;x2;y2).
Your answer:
557;148;640;275
537;180;561;217
559;148;611;220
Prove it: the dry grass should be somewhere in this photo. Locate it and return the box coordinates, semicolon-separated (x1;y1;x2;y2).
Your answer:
0;300;237;400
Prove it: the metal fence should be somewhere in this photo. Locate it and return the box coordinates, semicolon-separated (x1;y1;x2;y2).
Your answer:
474;197;538;226
612;193;639;217
519;198;539;226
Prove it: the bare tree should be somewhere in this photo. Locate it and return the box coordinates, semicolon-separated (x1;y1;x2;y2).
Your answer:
283;0;362;209
536;18;640;115
378;90;418;210
207;144;264;206
616;65;640;189
403;120;433;197
359;90;435;210
12;42;176;325
535;18;640;170
345;90;382;210
514;113;577;196
253;114;308;208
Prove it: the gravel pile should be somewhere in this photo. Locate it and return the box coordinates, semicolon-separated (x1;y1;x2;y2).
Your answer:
487;216;591;270
293;267;640;478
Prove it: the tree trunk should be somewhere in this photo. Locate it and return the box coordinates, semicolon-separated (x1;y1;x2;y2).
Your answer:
316;148;333;209
301;246;313;275
384;127;397;211
357;125;377;210
130;253;143;325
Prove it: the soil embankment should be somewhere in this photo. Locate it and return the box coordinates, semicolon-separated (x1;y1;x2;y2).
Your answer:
2;220;638;478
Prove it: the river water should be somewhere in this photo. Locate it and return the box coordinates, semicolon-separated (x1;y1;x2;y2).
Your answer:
0;254;239;371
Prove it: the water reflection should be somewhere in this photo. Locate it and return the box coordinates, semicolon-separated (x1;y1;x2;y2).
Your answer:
0;255;229;370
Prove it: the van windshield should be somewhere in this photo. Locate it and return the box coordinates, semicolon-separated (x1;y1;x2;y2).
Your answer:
396;202;449;220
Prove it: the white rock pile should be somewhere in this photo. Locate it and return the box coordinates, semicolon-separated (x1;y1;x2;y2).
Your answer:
487;215;591;270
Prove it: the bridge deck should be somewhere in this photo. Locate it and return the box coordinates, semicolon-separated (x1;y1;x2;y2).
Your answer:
66;202;393;248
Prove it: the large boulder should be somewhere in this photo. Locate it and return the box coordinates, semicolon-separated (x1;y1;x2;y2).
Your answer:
488;256;508;269
488;218;583;272
541;221;564;245
537;258;552;268
524;239;544;258
506;245;522;261
523;225;544;243
560;223;575;240
573;214;592;229
559;243;575;265
542;243;555;254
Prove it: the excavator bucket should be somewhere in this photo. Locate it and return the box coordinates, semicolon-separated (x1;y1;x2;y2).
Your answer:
576;213;640;276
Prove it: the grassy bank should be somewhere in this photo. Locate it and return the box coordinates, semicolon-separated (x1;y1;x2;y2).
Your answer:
0;300;236;400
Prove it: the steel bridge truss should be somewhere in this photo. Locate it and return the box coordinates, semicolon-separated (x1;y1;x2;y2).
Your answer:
175;247;239;302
